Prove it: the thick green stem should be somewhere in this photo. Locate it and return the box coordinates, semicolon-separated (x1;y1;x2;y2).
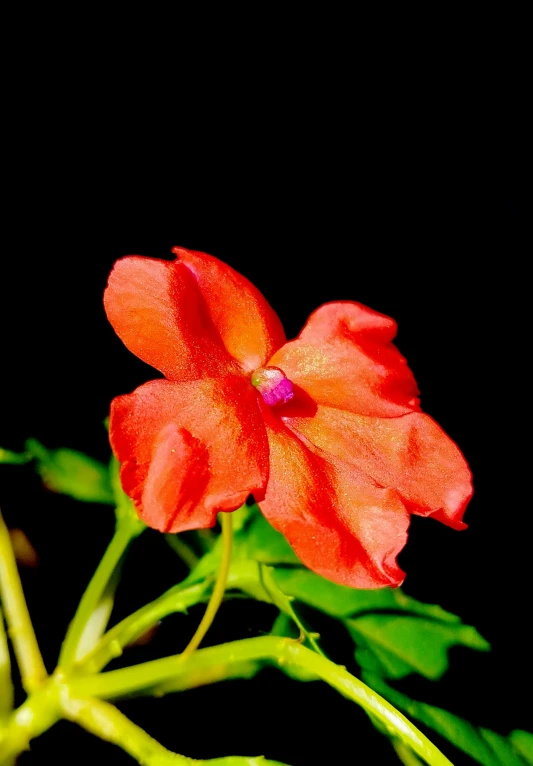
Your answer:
0;509;47;693
180;512;232;661
0;678;62;762
59;519;143;668
154;659;260;696
70;636;452;766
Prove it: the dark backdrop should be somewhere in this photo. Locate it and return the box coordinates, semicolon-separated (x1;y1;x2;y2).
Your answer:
1;145;529;765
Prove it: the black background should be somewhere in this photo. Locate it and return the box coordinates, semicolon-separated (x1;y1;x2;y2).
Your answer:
1;70;530;764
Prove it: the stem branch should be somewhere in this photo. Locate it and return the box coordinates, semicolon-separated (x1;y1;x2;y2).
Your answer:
0;509;47;693
77;582;209;675
61;695;194;765
0;679;62;762
180;512;232;661
59;519;142;668
70;636;452;766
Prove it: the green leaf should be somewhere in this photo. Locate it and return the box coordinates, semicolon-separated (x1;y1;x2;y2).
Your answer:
348;614;489;681
25;439;114;504
479;729;530;766
364;673;530;766
270;567;489;681
182;506;488;681
0;446;31;465
271;567;459;622
511;731;533;765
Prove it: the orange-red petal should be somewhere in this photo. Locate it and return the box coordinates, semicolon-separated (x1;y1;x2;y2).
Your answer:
104;256;234;381
140;424;210;532
258;406;410;588
285;406;472;530
269;302;420;417
109;377;269;533
173;247;286;373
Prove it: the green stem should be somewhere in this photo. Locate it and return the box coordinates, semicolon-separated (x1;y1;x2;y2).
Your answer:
59;519;143;668
70;636;452;766
0;509;47;693
61;695;194;765
76;582;210;675
0;678;63;762
76;512;235;676
0;606;14;719
154;659;260;696
61;695;290;766
393;740;425;766
179;512;232;661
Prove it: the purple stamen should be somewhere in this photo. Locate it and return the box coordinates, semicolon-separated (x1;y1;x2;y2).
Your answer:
251;367;295;407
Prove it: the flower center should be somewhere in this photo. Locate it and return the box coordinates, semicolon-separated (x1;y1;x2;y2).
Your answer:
251;366;294;406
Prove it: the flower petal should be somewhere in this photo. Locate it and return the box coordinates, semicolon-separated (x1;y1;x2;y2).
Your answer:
110;377;269;533
140;424;210;532
285;407;472;529
173;247;286;372
269;302;420;417
258;406;409;588
104;256;236;380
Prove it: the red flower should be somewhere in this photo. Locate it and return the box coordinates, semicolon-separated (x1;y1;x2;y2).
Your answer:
104;247;472;588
